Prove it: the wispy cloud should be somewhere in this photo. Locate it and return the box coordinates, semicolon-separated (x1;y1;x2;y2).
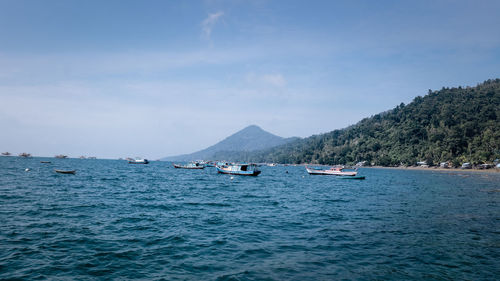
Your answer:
201;11;224;39
262;74;286;87
245;73;287;88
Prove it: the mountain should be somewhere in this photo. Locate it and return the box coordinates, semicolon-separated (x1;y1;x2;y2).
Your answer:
162;125;298;161
244;79;500;166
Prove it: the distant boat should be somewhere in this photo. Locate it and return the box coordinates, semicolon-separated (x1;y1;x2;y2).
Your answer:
40;161;52;163
216;163;261;176
55;169;76;174
1;152;11;156
55;155;68;159
205;161;216;167
306;166;358;176
19;152;32;158
173;162;204;169
129;159;149;164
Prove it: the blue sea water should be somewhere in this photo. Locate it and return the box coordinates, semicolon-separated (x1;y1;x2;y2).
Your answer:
0;157;499;280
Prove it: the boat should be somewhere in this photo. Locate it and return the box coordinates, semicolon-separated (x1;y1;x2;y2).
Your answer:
19;152;32;158
216;163;261;176
173;162;205;169
205;161;216;167
40;161;52;163
305;166;358;176
55;169;76;174
128;158;149;164
1;152;11;156
55;154;68;159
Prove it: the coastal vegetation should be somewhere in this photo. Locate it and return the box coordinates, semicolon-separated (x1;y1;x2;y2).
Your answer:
235;79;500;166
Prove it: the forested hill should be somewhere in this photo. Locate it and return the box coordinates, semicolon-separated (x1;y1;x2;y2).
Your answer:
248;79;500;166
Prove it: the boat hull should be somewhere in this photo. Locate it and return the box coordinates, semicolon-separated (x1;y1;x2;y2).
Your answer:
216;166;261;176
55;170;76;174
306;167;357;176
173;164;204;169
129;160;149;164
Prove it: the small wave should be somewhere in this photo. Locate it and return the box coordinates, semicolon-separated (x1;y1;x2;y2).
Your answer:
237;248;273;259
183;202;231;207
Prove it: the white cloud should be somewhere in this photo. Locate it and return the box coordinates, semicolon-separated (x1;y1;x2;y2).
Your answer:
262;74;286;87
201;11;224;39
245;72;287;88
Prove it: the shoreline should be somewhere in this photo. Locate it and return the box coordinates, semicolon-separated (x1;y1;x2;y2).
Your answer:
367;165;500;174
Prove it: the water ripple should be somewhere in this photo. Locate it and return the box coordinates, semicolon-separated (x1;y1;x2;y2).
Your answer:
1;158;499;280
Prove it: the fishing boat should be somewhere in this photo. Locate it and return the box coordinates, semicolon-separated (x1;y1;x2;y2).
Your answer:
205;161;216;167
19;152;32;158
129;158;149;164
1;152;11;156
305;166;358;176
40;161;52;164
216;163;261;176
173;162;205;169
55;169;76;174
55;154;68;159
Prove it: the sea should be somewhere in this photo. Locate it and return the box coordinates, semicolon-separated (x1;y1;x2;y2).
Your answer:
1;157;499;280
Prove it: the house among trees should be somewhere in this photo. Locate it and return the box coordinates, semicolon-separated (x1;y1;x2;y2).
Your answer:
440;162;450;168
461;163;472;169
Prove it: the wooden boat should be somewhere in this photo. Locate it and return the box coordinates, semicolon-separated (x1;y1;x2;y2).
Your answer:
305;166;358;176
55;169;76;174
216;163;261;176
173;162;205;169
128;159;149;164
205;161;216;167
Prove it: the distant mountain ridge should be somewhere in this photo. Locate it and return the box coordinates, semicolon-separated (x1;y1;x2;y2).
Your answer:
161;125;298;161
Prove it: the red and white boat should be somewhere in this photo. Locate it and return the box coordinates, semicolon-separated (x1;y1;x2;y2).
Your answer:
305;166;358;176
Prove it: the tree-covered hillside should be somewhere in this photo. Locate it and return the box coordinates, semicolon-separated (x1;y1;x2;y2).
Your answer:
248;79;500;166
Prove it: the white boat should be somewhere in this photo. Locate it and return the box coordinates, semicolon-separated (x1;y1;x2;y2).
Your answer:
129;159;149;164
173;162;204;169
216;163;261;176
305;166;358;176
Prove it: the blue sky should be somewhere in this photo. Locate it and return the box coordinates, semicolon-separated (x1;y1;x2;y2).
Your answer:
1;0;499;159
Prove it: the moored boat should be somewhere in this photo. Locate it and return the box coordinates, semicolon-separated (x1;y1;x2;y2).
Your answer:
129;158;149;164
173;162;205;169
55;169;76;174
216;163;261;176
305;166;358;176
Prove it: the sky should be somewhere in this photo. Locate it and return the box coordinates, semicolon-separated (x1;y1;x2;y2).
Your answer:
1;0;499;159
